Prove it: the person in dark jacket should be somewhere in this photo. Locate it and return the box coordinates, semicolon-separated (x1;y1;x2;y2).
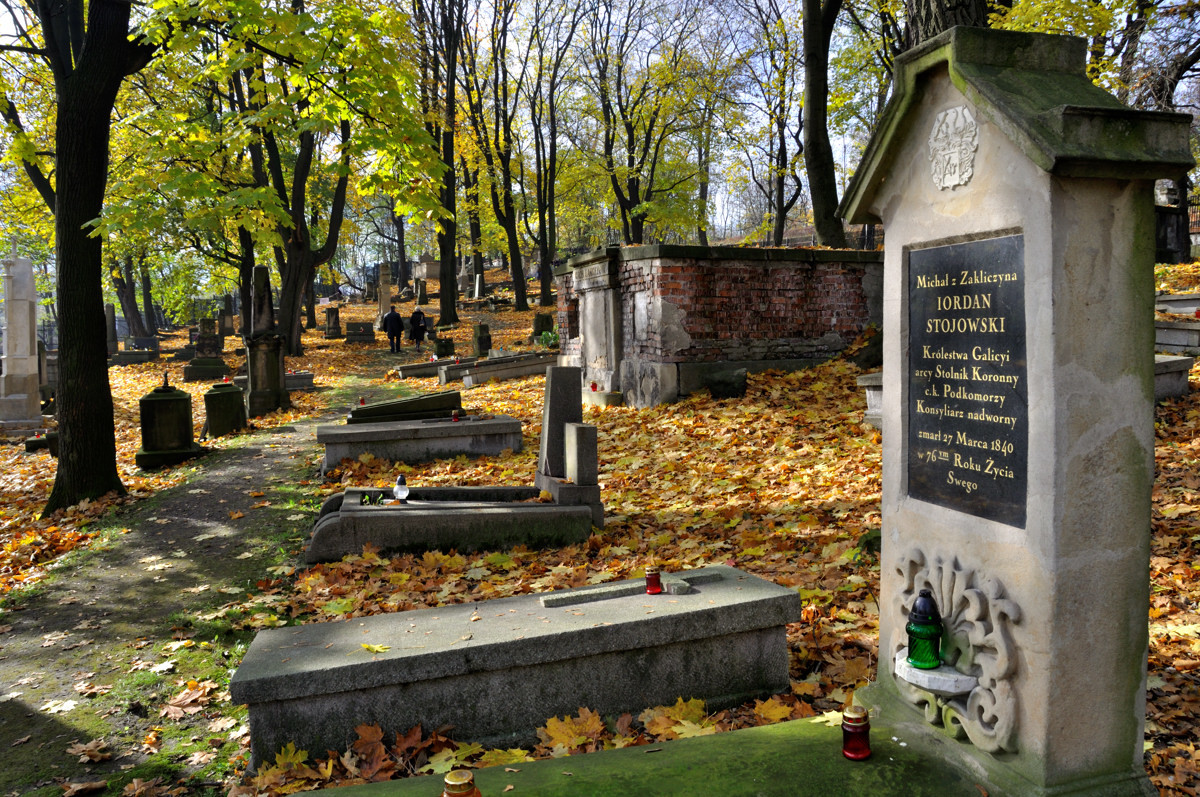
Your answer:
409;306;427;352
382;305;404;352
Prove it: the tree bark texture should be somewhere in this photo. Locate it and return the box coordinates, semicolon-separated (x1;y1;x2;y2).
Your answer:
903;0;989;49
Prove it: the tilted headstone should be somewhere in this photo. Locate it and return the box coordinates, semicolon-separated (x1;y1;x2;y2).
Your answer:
839;27;1193;797
0;251;40;424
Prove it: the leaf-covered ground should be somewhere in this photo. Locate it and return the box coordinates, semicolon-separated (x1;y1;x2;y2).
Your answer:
1;281;1199;795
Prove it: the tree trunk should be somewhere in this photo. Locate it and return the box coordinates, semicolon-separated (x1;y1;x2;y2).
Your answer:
390;205;410;289
903;0;989;49
237;226;256;334
140;263;157;335
45;84;126;514
802;0;848;248
112;257;149;338
305;272;317;329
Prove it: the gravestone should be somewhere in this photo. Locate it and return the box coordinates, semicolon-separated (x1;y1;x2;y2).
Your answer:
375;267;391;330
535;365;602;526
323;304;342;339
135;374;204;469
219;294;236;336
244;266;290;418
473;323;492;357
182;318;229;382
344;321;375;343
839;27;1192;797
104;303;118;356
0;251;42;431
537;366;583;481
531;312;554;343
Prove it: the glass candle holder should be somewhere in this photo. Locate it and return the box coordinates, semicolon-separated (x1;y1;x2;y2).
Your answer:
905;588;943;670
645;567;663;595
841;705;871;760
443;769;481;797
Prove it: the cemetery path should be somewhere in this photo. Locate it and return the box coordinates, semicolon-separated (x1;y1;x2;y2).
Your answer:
0;377;400;795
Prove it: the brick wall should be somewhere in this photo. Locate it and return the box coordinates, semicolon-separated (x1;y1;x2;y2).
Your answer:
557;246;881;366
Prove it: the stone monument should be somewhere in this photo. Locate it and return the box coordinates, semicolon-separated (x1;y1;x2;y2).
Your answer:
182;318;230;382
323;304;342;339
374;265;391;330
839;27;1193;797
0;250;42;434
244;266;290;418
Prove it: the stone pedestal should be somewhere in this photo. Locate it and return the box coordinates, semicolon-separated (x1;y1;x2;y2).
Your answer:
840;27;1192;797
245;334;290;418
0;252;42;427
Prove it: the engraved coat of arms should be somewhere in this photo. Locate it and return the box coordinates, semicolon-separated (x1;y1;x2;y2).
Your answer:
928;106;978;190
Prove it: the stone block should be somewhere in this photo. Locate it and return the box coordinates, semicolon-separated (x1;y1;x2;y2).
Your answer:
1154;354;1193;400
1155;320;1200;353
564;423;598;486
230;565;800;764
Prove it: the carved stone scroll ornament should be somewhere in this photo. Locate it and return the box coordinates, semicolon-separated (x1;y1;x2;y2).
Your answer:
928;105;979;190
891;548;1021;753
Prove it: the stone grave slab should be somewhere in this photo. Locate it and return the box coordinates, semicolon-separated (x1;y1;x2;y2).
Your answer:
437;352;554;385
344;321;376;343
316;414;522;474
229;565;800;765
461;353;557;387
345;390;462;425
393;357;479;379
305;485;594;562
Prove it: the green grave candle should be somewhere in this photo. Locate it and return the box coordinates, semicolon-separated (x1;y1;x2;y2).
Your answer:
905;588;943;669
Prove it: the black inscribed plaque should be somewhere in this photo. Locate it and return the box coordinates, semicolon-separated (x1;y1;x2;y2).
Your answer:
907;234;1027;528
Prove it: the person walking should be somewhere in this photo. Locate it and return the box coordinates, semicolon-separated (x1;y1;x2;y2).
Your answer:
382;305;404;353
409;306;427;352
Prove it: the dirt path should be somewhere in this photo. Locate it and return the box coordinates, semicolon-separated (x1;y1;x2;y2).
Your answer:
0;374;399;796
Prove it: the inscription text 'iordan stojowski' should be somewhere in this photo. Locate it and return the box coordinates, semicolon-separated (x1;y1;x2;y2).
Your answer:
907;234;1027;529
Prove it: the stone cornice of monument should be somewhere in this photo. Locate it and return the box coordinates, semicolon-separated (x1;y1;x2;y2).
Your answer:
839;26;1196;226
